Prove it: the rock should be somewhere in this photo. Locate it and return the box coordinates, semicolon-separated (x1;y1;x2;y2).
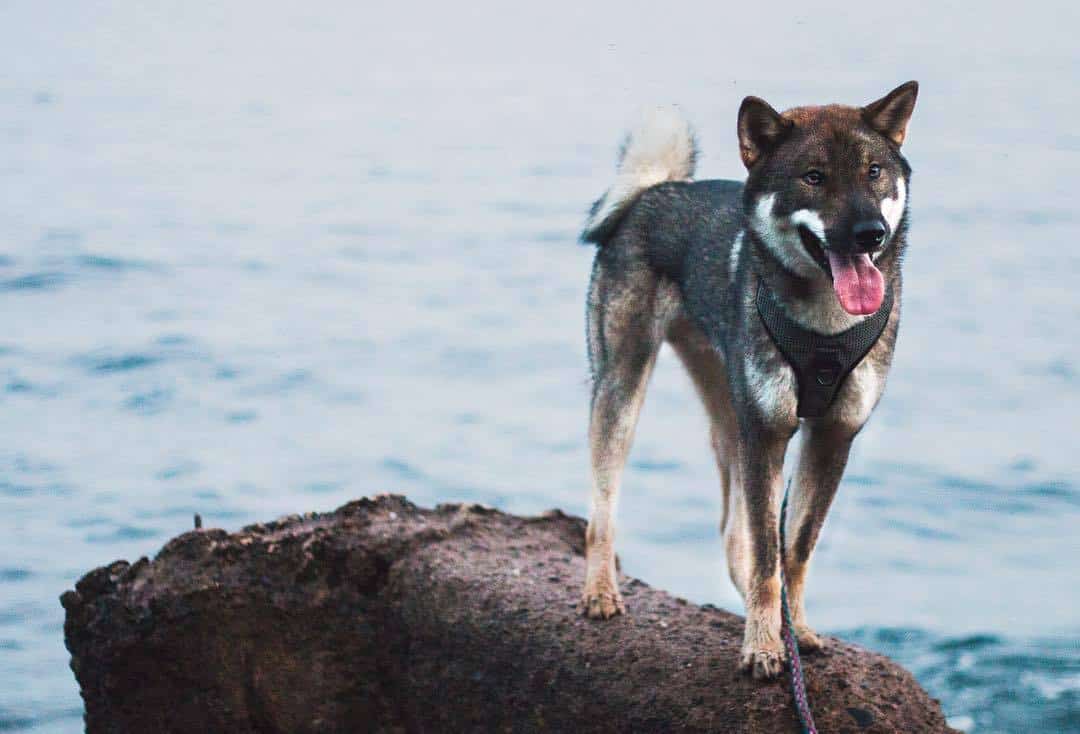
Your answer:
62;494;959;733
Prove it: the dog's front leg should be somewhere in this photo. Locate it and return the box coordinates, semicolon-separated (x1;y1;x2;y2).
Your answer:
782;423;856;652
735;424;792;680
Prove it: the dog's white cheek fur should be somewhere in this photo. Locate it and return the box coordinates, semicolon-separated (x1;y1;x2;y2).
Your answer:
750;194;821;279
789;208;827;242
880;177;906;235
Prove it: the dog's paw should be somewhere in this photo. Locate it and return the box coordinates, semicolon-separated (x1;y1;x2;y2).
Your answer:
795;625;826;654
580;588;625;619
739;643;786;680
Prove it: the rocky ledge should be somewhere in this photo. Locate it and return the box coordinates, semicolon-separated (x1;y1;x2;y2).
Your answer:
62;494;957;733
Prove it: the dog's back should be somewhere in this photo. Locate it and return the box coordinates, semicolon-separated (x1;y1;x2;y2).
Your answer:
581;109;743;283
581;110;750;358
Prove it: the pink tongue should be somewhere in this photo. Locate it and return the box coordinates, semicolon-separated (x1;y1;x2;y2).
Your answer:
826;252;885;315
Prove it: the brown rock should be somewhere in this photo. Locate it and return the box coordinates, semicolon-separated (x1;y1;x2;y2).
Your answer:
62;495;958;733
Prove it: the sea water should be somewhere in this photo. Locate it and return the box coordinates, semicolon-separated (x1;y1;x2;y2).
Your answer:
0;2;1077;731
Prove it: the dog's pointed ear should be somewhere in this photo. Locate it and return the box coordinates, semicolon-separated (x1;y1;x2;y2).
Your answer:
862;81;919;146
737;96;792;169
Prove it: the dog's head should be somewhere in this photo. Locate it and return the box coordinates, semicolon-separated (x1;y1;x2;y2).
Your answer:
738;82;918;315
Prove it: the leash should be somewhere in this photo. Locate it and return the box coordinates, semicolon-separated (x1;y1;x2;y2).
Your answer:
780;480;817;733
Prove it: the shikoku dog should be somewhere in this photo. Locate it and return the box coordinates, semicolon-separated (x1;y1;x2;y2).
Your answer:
579;82;918;679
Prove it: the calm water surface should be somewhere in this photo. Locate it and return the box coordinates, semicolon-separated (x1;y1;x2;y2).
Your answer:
1;2;1078;732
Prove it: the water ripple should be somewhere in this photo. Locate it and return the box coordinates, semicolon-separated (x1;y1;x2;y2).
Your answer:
842;628;1080;733
0;273;66;292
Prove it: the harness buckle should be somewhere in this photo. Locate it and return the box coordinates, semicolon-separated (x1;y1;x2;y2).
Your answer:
809;346;843;387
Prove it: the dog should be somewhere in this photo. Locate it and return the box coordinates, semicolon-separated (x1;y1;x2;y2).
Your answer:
579;82;918;679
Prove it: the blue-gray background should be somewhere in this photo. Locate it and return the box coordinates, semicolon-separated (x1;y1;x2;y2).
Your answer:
1;2;1077;732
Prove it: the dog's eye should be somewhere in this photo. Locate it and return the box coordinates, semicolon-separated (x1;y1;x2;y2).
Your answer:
802;170;824;186
868;163;881;179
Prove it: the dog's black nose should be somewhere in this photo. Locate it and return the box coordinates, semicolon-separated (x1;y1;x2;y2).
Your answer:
853;221;887;251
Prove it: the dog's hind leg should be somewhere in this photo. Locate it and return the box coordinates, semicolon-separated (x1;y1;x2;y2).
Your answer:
582;253;663;620
782;423;857;652
667;321;760;638
665;318;743;582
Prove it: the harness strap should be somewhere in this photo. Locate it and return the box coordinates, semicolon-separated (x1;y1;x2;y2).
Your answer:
756;283;893;418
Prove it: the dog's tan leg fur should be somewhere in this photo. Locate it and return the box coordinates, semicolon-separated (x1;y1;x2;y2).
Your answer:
583;356;657;618
582;258;666;619
665;319;747;589
666;319;737;525
734;434;789;679
783;424;857;651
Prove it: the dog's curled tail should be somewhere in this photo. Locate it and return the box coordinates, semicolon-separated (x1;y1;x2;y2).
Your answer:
581;106;697;244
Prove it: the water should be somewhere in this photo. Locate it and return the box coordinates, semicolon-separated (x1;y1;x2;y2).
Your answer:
1;2;1077;731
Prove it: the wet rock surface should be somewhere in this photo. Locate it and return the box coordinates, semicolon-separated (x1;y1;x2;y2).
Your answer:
62;495;958;733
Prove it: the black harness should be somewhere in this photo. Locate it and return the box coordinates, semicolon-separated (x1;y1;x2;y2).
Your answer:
756;284;894;418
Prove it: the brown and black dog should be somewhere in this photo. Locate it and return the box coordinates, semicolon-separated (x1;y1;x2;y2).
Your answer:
579;83;918;679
